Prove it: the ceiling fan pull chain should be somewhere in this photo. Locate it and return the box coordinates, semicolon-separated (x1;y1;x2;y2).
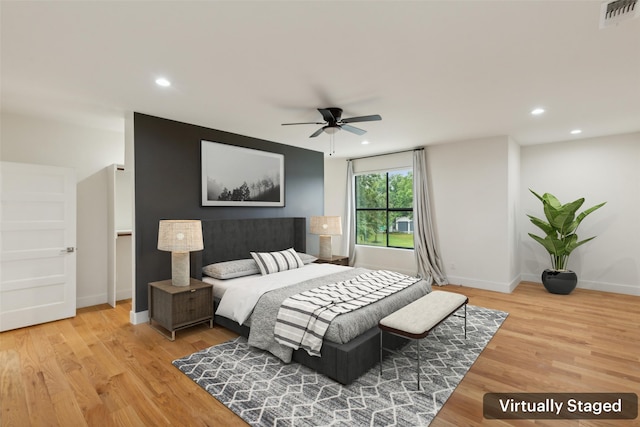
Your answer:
331;133;336;156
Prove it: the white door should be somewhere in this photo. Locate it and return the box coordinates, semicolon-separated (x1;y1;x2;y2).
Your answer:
1;162;77;332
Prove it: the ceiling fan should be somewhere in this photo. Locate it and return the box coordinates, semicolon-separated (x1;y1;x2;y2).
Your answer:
282;107;382;138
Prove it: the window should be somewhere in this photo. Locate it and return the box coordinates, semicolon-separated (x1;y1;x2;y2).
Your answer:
355;169;413;249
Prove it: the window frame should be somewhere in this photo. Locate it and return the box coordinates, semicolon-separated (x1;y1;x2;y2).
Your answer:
354;168;414;250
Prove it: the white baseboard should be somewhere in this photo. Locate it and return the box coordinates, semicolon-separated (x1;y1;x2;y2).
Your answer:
520;273;541;283
507;274;522;292
76;293;107;309
445;274;515;293
130;309;149;325
123;273;636;326
576;280;640;295
116;289;132;301
76;290;134;309
521;273;640;296
357;264;521;294
355;262;416;277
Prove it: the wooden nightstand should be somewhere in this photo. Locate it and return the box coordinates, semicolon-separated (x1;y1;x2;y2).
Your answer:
148;278;213;341
314;255;349;266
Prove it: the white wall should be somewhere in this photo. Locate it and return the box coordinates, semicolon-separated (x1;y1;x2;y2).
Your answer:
323;157;348;256
1;111;125;307
521;132;640;295
507;137;521;284
325;132;639;296
325;141;519;287
427;136;517;292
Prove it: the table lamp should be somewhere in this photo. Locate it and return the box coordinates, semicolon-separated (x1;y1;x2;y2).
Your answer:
157;219;204;286
310;216;342;260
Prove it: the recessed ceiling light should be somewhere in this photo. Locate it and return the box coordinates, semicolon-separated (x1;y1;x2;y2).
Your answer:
155;77;171;87
570;129;582;135
531;108;545;115
361;140;370;145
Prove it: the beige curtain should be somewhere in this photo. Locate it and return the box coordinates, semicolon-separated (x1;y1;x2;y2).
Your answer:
413;149;447;285
345;160;356;266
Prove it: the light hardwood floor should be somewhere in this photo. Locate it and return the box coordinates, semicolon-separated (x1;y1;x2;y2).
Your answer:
1;282;638;426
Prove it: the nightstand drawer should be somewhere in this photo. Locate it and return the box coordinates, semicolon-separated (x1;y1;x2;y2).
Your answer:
173;287;212;326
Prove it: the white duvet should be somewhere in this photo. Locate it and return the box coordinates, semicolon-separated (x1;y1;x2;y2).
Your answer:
214;263;351;325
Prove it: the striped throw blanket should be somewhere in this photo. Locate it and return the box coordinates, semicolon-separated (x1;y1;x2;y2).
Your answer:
274;270;421;356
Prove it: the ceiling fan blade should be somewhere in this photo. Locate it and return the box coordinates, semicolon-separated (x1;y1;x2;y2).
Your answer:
282;122;325;126
309;127;325;138
341;114;382;124
341;124;367;135
318;108;338;123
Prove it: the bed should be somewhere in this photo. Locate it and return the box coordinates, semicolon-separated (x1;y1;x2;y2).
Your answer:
194;217;430;385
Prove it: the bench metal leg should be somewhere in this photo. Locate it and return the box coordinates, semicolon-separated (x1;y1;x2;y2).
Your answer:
464;303;467;339
379;330;383;375
416;339;421;390
380;330;422;391
452;303;468;339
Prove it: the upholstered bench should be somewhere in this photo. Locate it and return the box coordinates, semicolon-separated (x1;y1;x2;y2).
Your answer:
378;290;469;390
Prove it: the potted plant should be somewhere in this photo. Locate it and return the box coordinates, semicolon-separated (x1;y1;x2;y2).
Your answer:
527;190;606;294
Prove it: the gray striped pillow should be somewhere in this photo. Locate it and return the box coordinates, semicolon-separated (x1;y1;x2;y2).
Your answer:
250;248;305;275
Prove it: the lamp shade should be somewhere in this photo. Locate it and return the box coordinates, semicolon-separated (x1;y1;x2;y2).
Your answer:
157;220;204;252
310;216;341;261
310;216;342;236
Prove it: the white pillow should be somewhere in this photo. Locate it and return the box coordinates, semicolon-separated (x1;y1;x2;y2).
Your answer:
202;258;260;279
250;248;305;275
297;252;318;265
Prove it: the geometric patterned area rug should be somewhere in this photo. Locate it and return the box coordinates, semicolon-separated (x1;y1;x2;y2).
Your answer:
173;305;508;427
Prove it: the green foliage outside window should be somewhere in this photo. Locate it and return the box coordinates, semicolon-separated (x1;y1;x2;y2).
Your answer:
355;170;414;249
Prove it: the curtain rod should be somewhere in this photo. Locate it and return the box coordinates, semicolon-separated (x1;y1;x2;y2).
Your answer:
347;147;423;162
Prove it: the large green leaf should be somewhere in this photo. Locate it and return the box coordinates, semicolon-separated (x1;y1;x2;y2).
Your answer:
545;198;584;232
528;233;555;254
566;235;597;254
527;215;555;235
541;192;562;209
528;233;566;256
527;189;605;269
562;234;579;254
570;202;606;231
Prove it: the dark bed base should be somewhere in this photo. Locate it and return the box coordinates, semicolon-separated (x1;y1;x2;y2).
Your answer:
201;217;408;385
214;306;408;385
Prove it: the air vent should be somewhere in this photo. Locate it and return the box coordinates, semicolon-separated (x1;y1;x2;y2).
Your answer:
600;0;639;28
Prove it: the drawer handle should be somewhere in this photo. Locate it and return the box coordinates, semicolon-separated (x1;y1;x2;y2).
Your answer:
190;289;196;293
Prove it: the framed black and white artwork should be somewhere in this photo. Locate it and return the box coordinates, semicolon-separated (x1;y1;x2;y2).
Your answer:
201;140;285;207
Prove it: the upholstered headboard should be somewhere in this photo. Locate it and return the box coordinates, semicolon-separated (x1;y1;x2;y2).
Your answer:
193;217;306;278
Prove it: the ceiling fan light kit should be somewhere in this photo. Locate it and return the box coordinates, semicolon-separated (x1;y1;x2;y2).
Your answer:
323;125;340;135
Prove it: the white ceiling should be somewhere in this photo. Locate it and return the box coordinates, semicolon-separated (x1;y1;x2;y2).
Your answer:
2;1;639;158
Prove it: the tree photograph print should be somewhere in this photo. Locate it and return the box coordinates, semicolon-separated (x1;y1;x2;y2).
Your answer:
201;140;284;207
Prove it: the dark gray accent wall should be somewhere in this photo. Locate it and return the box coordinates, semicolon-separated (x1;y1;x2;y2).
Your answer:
133;113;324;312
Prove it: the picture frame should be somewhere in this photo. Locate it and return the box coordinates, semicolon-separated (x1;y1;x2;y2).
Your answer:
201;140;285;207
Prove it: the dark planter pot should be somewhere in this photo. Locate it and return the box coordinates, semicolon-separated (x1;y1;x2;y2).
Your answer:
541;269;577;295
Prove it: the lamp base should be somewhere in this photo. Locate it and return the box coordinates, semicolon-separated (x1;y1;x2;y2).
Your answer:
171;252;190;286
318;235;332;260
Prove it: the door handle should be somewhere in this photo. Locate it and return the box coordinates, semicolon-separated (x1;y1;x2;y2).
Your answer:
60;247;76;254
